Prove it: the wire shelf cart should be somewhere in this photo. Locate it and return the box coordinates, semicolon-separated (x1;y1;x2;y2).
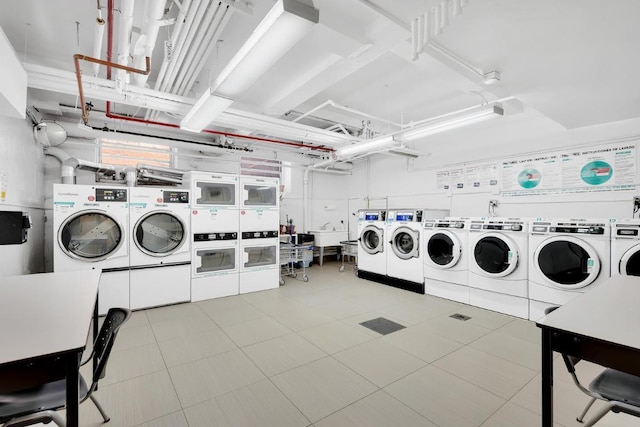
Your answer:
339;240;358;272
280;243;313;284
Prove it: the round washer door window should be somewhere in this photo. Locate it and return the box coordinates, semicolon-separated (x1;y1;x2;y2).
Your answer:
473;232;518;278
426;230;461;269
391;227;419;260
359;225;384;255
59;211;123;261
134;212;186;256
620;244;640;276
534;236;600;289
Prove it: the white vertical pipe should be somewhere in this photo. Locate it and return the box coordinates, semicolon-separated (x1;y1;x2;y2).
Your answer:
410;18;418;61
116;0;135;90
416;14;424;54
434;5;442;35
453;0;462;16
423;12;430;46
92;17;105;76
132;0;166;86
441;1;449;28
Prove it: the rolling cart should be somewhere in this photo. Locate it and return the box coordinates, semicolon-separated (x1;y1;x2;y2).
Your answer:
339;240;358;272
280;243;313;284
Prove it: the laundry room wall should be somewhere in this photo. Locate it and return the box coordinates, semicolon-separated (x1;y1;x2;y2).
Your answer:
0;116;46;275
350;110;640;221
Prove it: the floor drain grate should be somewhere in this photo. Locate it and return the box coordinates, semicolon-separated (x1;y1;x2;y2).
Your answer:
359;317;406;335
450;313;472;321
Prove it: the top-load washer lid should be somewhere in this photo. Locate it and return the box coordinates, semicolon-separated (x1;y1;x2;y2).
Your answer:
472;232;518;277
134;211;186;256
426;230;461;269
619;244;640;276
390;226;419;260
359;225;384;255
534;235;601;289
59;210;124;261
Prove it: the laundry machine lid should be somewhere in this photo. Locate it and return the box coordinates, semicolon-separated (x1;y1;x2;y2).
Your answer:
619;244;640;276
134;211;187;256
426;230;461;269
58;211;123;261
390;226;419;260
472;232;518;278
534;235;601;289
359;225;384;255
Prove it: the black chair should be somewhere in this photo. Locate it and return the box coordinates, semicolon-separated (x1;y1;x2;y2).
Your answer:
545;306;640;426
0;308;132;427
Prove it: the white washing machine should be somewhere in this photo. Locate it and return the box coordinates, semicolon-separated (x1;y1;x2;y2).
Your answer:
611;219;640;276
423;217;471;304
467;217;529;319
240;230;280;294
528;218;611;320
356;209;387;276
129;187;191;310
183;171;239;231
53;183;129;315
386;209;424;285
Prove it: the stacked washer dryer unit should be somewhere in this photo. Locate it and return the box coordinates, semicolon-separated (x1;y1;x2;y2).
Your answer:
423;217;471;303
129;186;191;310
357;209;387;277
467;217;529;319
183;172;240;301
239;175;280;293
53;183;129;315
611;219;640;277
528;218;611;320
386;209;449;293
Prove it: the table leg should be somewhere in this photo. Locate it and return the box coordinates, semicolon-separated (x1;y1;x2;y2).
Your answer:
66;352;82;427
541;327;553;427
319;247;324;266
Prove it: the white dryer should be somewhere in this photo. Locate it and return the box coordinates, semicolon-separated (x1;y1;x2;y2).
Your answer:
467;217;529;319
183;171;239;232
528;218;611;320
129;187;191;310
356;209;387;276
239;175;280;231
423;217;470;304
611;219;640;276
53;183;129;315
240;230;280;293
191;231;239;301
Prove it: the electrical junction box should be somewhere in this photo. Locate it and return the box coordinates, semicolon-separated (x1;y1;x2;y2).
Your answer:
0;211;31;245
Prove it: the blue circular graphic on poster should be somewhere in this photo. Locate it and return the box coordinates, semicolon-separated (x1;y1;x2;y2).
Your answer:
581;161;612;185
518;168;541;189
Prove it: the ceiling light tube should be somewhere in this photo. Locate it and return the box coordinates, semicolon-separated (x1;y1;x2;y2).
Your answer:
180;92;234;132
396;105;504;142
336;135;396;157
180;0;319;132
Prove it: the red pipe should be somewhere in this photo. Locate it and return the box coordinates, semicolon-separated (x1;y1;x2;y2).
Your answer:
96;0;334;153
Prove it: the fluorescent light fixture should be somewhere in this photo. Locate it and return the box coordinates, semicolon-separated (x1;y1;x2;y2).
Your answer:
180;0;319;133
396;105;504;142
180;93;234;133
336;135;397;158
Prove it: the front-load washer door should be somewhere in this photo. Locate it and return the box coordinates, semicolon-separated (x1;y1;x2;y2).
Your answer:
534;236;601;289
59;210;124;261
390;226;419;260
359;225;384;255
426;230;461;269
472;232;518;278
134;211;186;256
619;244;640;276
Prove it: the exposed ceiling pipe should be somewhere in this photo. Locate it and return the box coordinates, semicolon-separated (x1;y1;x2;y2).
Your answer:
92;0;106;76
146;0;193;119
175;4;233;96
132;0;167;87
116;0;136;91
62;158;118;184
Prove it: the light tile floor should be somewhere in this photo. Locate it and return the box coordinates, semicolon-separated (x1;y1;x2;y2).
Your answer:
67;262;640;426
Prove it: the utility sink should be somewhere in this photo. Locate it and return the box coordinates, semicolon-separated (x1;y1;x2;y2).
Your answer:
308;230;348;247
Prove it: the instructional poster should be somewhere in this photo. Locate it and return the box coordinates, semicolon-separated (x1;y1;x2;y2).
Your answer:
501;142;636;196
436;163;499;192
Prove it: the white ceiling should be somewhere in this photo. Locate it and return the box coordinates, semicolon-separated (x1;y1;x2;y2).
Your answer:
1;0;639;159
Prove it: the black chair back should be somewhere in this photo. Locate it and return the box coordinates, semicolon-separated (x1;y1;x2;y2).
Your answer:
91;308;131;385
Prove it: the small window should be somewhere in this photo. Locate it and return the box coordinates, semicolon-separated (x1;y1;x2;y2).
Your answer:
100;139;174;168
240;157;281;178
